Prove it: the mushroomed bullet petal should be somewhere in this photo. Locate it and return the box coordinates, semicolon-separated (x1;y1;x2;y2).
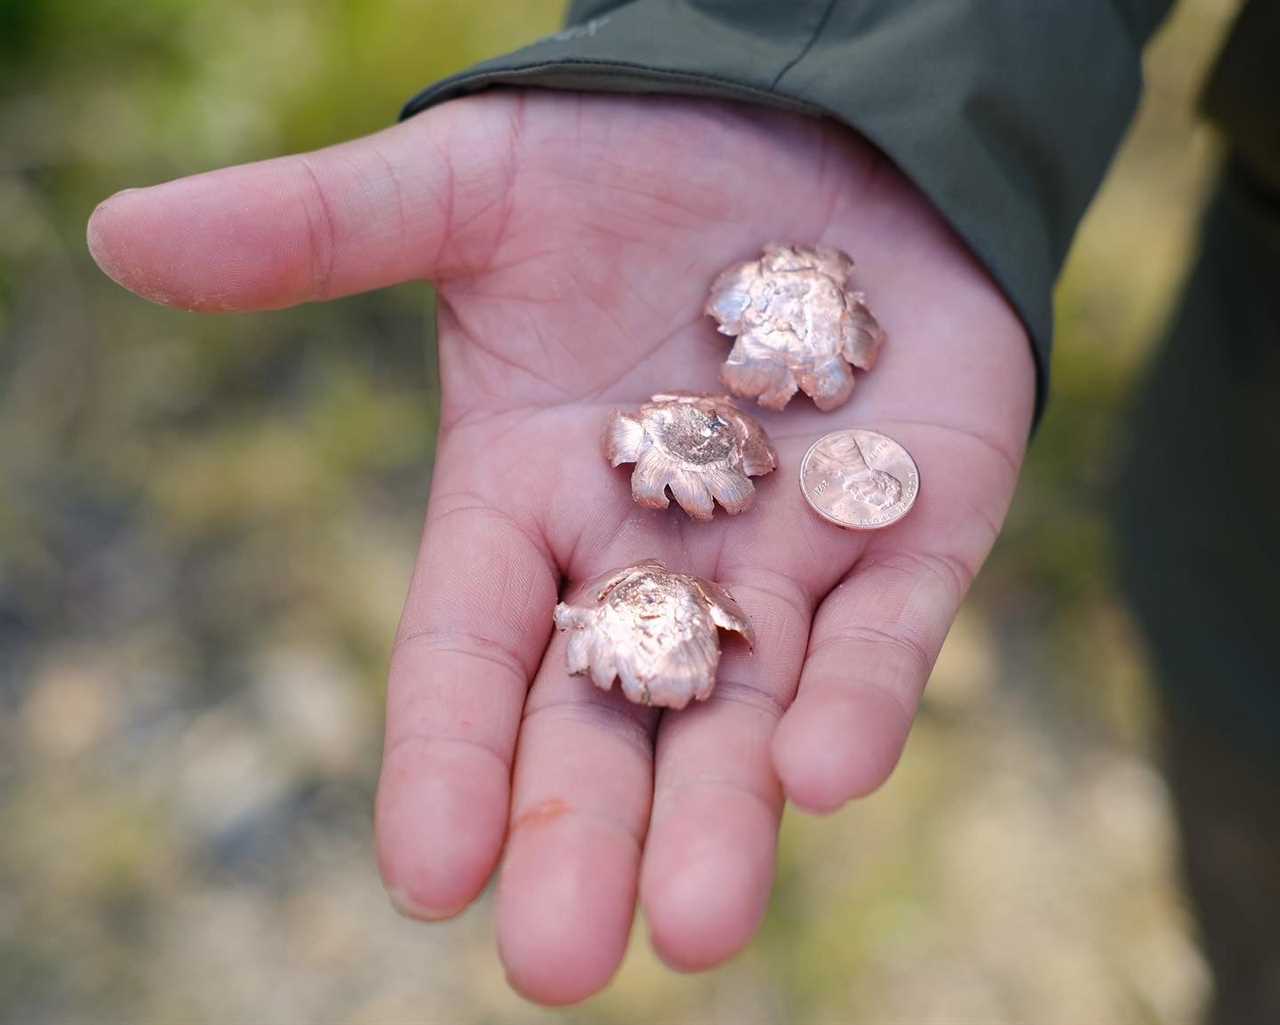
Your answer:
604;412;648;465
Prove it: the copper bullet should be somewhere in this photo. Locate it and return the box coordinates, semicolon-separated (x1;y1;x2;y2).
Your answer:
604;392;777;520
553;560;754;709
705;243;886;411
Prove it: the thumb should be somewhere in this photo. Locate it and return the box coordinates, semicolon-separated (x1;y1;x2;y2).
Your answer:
86;93;520;311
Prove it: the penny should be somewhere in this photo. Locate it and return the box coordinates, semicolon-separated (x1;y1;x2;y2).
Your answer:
705;243;886;412
800;429;920;529
553;560;754;709
604;391;777;520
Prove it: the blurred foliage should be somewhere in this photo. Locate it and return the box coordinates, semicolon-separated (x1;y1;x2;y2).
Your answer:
0;1;1240;1022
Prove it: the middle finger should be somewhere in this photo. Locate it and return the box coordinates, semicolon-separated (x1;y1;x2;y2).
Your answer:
640;563;814;970
495;575;659;1006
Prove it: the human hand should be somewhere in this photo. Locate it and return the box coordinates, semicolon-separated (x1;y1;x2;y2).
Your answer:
87;92;1035;1004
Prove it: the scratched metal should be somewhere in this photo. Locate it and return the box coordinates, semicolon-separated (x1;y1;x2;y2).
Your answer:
800;428;919;530
705;242;885;411
605;391;777;520
553;560;754;709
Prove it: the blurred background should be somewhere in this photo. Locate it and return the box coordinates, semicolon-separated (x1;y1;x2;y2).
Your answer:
0;1;1242;1021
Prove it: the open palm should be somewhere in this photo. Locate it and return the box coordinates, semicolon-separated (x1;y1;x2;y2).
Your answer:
88;91;1034;1004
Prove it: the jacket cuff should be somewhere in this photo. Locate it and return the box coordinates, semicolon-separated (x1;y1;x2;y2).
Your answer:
401;1;1155;420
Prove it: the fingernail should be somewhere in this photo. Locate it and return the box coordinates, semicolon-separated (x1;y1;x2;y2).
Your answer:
85;190;184;307
85;201;113;268
385;885;455;922
85;192;136;276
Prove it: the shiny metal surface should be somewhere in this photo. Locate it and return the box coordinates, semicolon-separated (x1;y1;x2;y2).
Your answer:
553;560;754;709
604;391;777;520
705;243;885;411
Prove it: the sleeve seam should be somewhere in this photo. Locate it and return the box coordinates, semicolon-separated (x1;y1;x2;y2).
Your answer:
399;58;826;120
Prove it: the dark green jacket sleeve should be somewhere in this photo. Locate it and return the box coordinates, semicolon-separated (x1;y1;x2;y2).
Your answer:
401;1;1177;416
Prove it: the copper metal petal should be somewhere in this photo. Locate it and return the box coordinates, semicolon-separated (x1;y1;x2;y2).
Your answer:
700;466;755;515
630;448;676;510
604;411;647;465
666;472;715;521
842;291;887;370
690;578;755;648
795;357;856;412
704;261;760;336
721;339;798;412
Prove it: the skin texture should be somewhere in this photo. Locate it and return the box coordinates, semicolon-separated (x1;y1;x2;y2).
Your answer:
86;92;1035;1005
